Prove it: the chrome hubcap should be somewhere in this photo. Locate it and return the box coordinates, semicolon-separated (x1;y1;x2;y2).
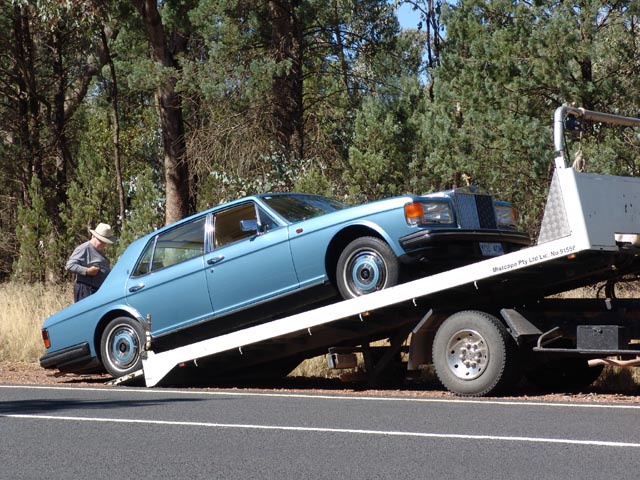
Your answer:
346;250;387;295
108;325;140;371
445;329;489;380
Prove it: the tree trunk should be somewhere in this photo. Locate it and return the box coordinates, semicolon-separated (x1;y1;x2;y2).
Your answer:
132;0;190;225
101;28;126;227
267;0;304;161
12;4;41;205
51;28;70;218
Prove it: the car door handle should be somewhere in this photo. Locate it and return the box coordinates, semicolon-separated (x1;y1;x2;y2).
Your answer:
207;255;225;265
128;283;145;292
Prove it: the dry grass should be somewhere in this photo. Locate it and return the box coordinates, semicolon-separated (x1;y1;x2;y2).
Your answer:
553;282;640;299
593;366;640;393
0;282;73;362
290;355;333;378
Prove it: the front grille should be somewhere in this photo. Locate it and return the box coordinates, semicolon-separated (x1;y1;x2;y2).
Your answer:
454;193;497;229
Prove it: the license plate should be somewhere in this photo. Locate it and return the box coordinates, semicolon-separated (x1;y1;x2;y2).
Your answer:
480;242;504;256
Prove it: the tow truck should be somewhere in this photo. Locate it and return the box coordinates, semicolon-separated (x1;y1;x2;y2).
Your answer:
118;107;640;396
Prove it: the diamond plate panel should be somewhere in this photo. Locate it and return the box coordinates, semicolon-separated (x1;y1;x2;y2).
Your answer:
537;172;571;244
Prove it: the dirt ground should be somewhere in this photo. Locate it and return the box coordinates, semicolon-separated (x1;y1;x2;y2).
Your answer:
0;361;110;386
3;361;640;404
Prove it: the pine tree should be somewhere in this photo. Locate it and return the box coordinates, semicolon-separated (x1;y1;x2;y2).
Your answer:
415;0;640;233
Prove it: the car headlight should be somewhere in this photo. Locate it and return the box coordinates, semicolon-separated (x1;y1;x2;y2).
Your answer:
495;204;518;230
405;201;454;226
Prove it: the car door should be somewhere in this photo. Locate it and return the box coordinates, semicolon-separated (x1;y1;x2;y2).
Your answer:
125;215;214;335
205;201;299;316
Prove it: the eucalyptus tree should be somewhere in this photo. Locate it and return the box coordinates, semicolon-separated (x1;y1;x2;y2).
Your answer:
184;0;402;205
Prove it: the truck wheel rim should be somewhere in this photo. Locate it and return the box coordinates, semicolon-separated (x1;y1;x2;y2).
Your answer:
445;329;489;380
108;325;140;371
346;250;386;295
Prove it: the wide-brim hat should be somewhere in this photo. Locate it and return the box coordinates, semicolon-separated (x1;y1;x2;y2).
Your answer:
90;223;115;244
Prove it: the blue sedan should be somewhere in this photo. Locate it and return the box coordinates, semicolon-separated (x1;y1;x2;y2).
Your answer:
40;190;530;378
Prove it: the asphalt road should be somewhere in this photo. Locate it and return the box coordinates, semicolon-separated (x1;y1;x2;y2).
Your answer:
2;384;640;480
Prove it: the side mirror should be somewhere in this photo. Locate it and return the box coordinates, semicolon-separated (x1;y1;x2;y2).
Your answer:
240;219;269;234
240;219;259;232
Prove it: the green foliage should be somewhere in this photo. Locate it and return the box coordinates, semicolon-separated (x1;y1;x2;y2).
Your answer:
184;0;403;197
195;152;302;207
293;166;336;199
413;0;640;233
61;105;119;243
345;85;422;201
342;30;428;202
116;166;165;257
13;177;52;282
3;0;640;280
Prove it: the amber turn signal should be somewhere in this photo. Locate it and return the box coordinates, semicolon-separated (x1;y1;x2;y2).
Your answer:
404;202;424;226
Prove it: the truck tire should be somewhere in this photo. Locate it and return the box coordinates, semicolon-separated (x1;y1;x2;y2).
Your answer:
432;311;520;396
100;317;145;378
336;236;399;299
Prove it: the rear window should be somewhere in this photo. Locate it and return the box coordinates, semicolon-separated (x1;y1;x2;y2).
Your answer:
132;216;206;276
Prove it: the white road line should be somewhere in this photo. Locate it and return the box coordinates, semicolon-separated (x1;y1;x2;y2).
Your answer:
4;413;640;449
2;384;640;410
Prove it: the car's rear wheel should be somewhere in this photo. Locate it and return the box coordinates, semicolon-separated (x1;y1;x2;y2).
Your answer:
100;317;145;378
336;236;399;299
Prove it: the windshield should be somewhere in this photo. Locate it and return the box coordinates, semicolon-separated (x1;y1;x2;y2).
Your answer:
261;194;348;222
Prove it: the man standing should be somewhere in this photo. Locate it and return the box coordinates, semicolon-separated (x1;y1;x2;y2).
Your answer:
66;223;115;302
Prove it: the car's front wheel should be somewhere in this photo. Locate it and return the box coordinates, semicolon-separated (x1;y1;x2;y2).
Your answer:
100;317;145;378
336;236;399;299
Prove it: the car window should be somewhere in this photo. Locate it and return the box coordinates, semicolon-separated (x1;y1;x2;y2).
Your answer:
132;239;155;276
132;216;206;276
261;194;348;222
213;203;256;248
213;202;278;248
257;208;279;231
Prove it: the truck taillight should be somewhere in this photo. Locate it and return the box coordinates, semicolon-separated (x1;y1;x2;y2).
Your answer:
42;329;51;349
